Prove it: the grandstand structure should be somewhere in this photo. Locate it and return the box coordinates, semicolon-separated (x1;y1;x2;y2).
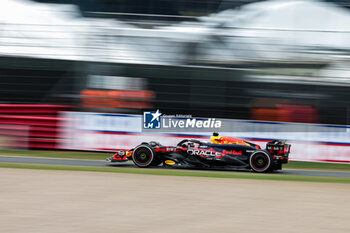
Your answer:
1;0;350;125
33;0;350;17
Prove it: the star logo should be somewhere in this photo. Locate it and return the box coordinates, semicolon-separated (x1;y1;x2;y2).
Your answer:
143;110;162;129
150;109;161;122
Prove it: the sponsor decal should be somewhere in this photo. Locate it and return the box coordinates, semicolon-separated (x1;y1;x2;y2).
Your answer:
187;149;221;157
166;147;177;152
222;149;242;155
267;146;282;151
164;160;176;165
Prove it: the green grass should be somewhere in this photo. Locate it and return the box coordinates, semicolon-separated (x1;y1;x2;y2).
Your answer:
0;149;110;160
1;162;350;184
285;161;350;171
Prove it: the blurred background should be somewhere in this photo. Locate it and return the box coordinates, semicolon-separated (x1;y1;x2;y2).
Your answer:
1;0;350;154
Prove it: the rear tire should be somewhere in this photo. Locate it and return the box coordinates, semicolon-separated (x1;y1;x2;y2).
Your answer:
272;162;282;171
249;150;273;173
132;145;155;168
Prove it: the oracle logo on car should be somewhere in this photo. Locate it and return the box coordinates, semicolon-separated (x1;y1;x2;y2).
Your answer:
187;149;221;157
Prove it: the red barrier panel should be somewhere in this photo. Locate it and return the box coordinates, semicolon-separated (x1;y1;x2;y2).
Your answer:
0;125;68;138
0;104;71;114
10;138;61;149
0;115;63;127
0;104;71;149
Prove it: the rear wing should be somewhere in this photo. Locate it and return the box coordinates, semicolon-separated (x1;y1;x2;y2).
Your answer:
266;140;291;155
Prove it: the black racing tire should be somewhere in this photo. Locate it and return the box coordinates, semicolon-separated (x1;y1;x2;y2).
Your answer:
272;162;282;171
132;145;155;168
249;150;273;173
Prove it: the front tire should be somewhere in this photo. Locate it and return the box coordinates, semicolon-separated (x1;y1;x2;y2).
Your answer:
132;145;155;168
249;150;273;173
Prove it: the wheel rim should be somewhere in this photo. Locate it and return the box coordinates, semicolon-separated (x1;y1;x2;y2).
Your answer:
140;153;147;160
133;147;153;165
250;152;270;171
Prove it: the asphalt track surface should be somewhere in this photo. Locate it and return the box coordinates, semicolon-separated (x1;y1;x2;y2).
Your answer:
1;155;350;178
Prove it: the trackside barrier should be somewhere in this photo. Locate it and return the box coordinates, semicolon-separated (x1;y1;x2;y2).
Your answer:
0;105;71;149
60;111;350;163
0;104;70;114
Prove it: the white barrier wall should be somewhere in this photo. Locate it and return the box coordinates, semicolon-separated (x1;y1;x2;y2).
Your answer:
60;111;350;163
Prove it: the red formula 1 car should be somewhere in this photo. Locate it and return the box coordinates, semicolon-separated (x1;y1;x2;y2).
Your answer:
106;133;291;172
